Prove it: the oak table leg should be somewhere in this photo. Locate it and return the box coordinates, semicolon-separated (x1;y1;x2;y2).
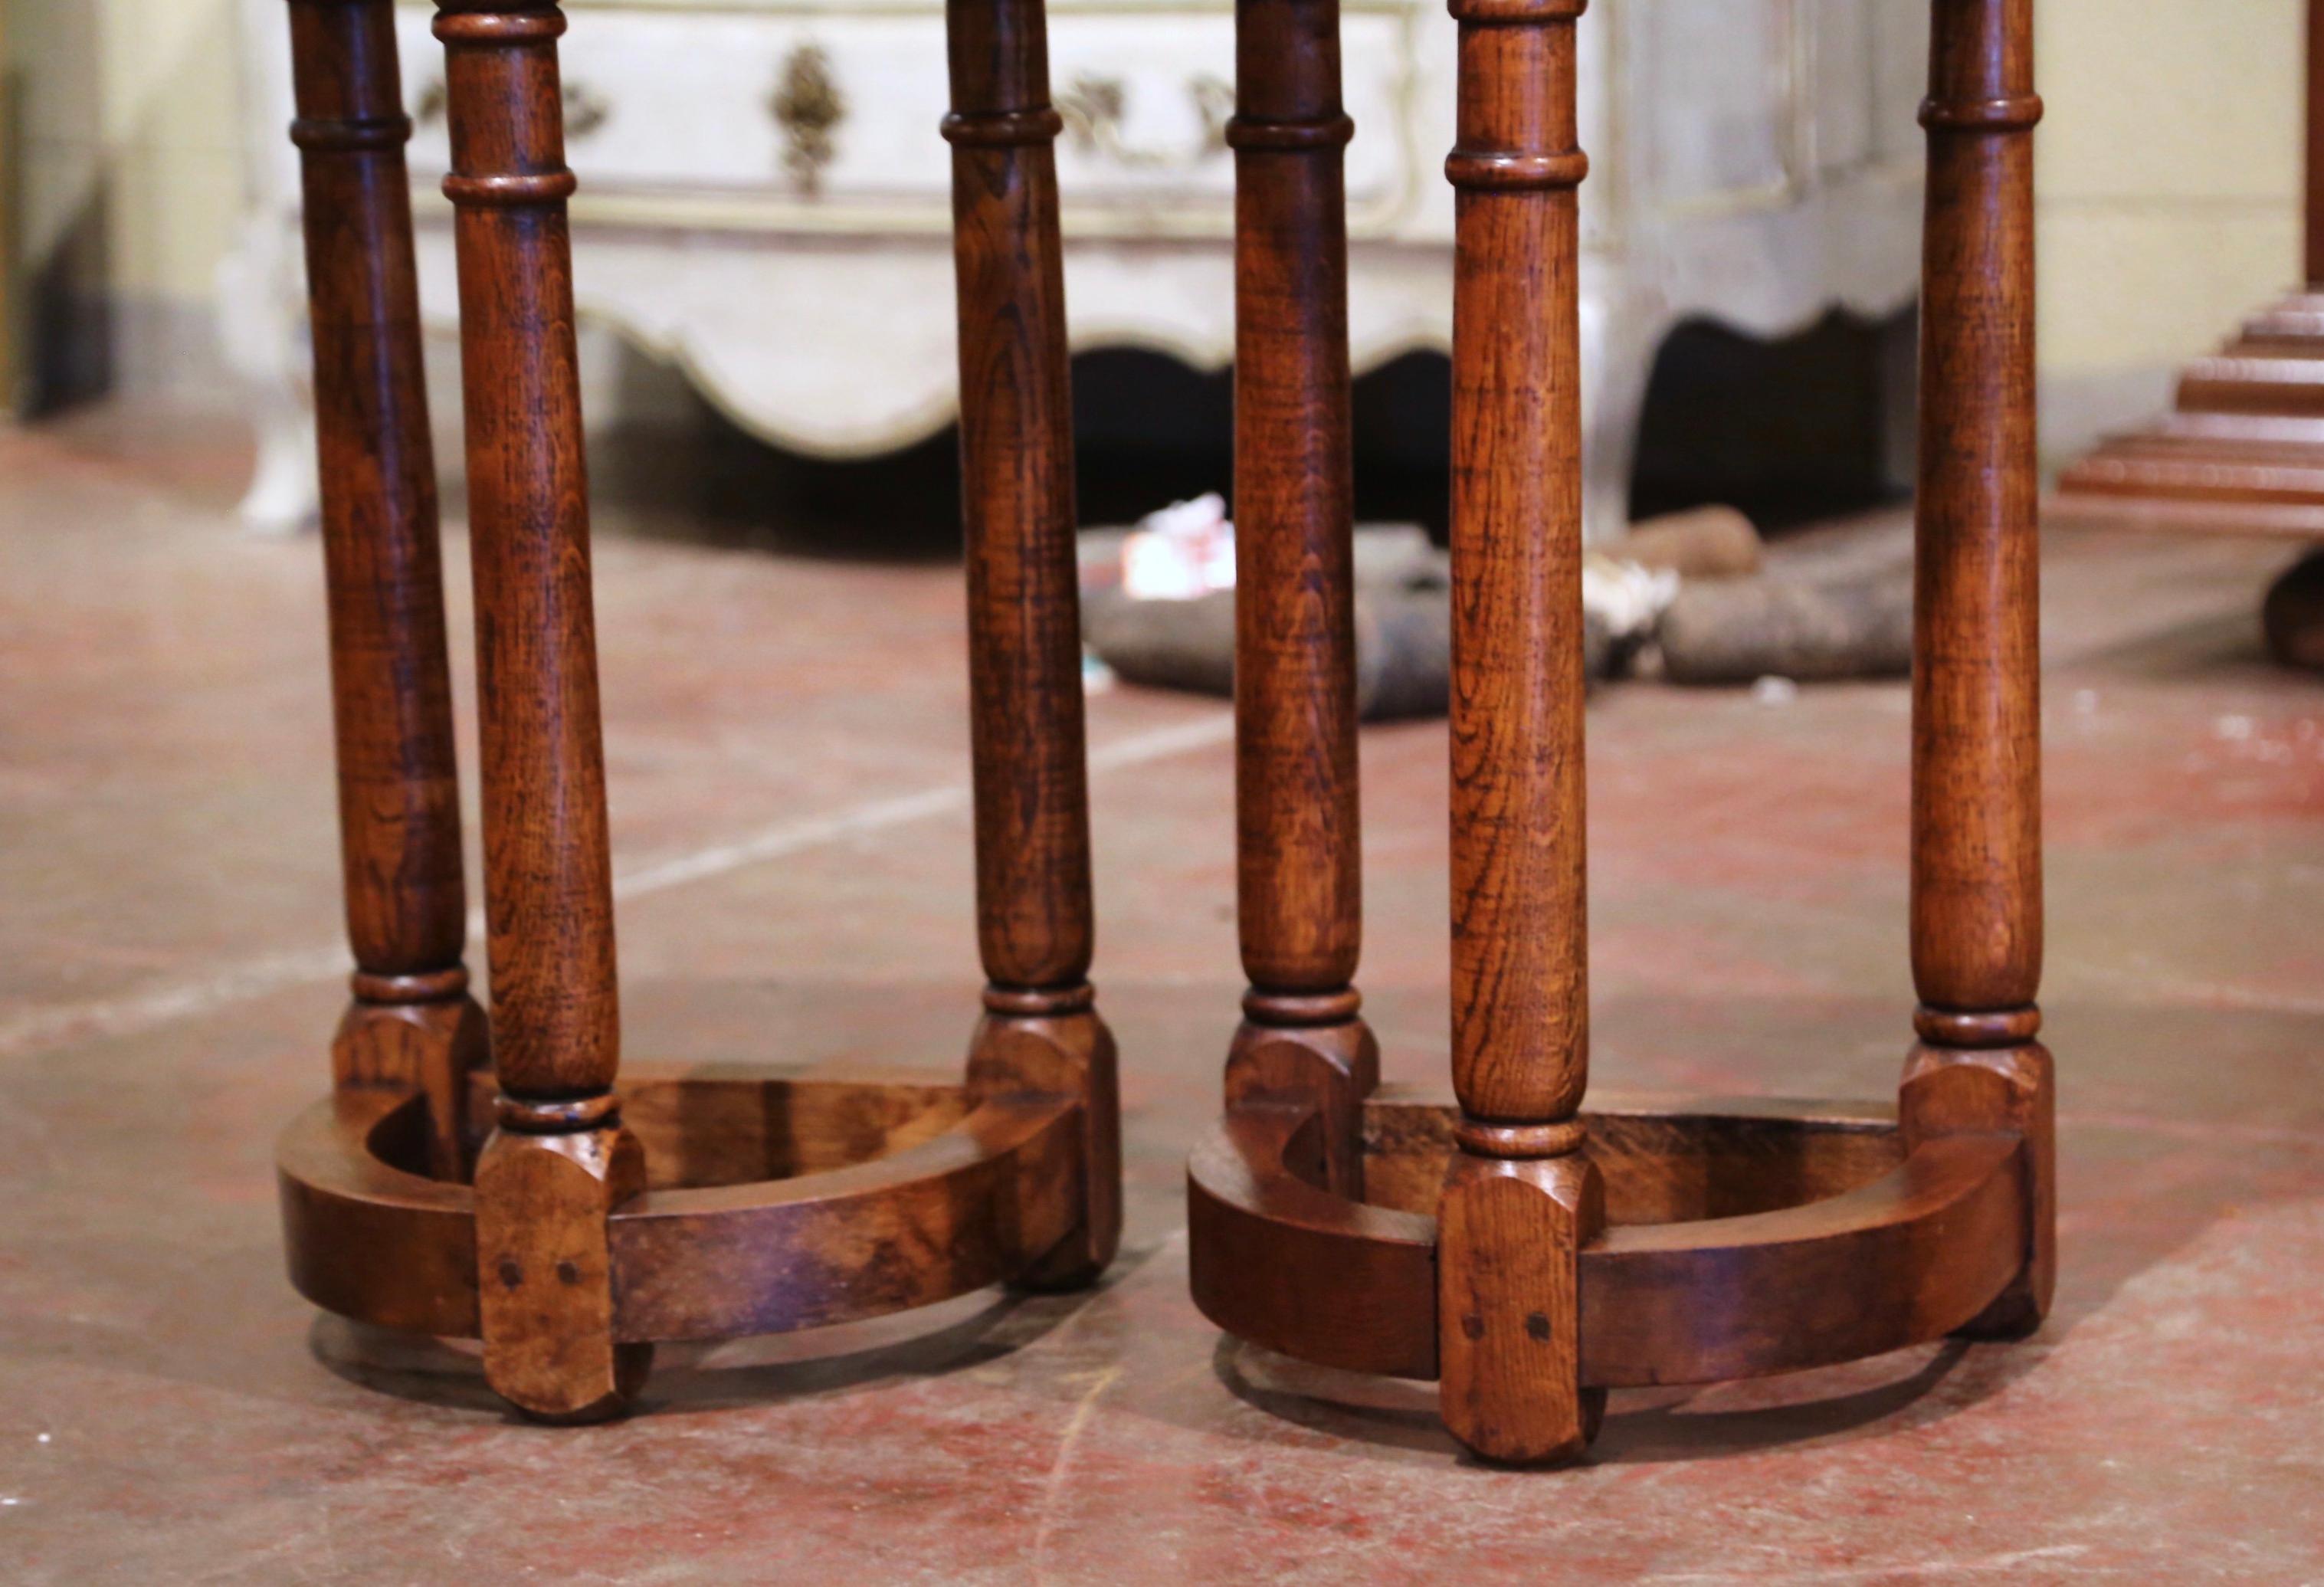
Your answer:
1436;0;1600;1466
1222;0;1378;1198
434;0;647;1420
289;0;487;1183
1901;0;2054;1337
944;0;1121;1290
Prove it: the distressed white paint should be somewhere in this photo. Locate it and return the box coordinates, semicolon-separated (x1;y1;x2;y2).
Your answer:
229;0;1928;538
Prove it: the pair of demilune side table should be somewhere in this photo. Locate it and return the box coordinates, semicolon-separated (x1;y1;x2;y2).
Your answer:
274;0;2052;1464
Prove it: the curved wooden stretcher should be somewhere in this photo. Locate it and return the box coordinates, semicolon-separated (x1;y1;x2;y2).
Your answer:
282;1070;1088;1345
1191;1090;2032;1390
1186;0;2054;1463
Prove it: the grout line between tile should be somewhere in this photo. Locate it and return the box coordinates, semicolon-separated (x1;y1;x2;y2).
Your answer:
0;712;1237;1064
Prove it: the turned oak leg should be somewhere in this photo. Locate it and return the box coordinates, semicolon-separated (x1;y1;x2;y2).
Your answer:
1900;0;2054;1339
944;0;1120;1290
288;0;487;1182
434;0;647;1419
1437;0;1600;1466
1222;0;1378;1197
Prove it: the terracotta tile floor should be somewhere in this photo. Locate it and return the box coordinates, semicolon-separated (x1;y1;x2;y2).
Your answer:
2;407;2320;1582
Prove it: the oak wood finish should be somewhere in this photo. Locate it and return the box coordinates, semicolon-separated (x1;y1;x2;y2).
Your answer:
1911;0;2044;1011
1901;1041;2053;1333
474;1106;650;1420
278;0;1123;1418
2050;0;2324;541
1435;0;1600;1465
1221;0;1382;1203
436;0;615;1105
1438;1152;1601;1460
1185;1093;2027;1389
1188;1103;1438;1375
1361;1087;1906;1225
1183;0;2051;1464
289;0;485;1182
944;0;1120;1289
1909;0;2054;1338
611;1094;1080;1339
278;1077;1083;1343
434;0;641;1419
290;1077;2027;1391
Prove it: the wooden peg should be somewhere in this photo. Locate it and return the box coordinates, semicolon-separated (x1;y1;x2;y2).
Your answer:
1436;0;1600;1465
1904;0;2051;1339
287;0;486;1181
943;0;1119;1288
434;0;646;1418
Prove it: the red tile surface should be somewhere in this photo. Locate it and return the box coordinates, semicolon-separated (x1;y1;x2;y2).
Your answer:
2;409;2319;1582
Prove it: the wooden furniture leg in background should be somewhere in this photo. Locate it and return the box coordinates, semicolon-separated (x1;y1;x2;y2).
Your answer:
1221;0;1378;1199
946;0;1122;1289
290;0;487;1183
2053;0;2324;563
435;0;647;1421
1437;0;1600;1467
1903;0;2054;1336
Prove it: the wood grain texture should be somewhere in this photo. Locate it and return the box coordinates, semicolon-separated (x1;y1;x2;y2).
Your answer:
1909;0;2052;1343
1229;0;1362;1005
1581;1132;2023;1387
615;1068;969;1188
290;0;485;1179
279;1090;480;1337
1221;0;1378;1198
942;0;1093;998
1363;1089;1903;1225
1433;0;1597;1467
1181;0;2050;1447
276;1084;1086;1346
284;1087;2027;1394
435;0;642;1418
1444;0;1591;1129
1188;1104;1438;1377
329;995;487;1181
435;0;618;1103
1224;1019;1378;1198
1911;0;2041;1021
1900;1041;2054;1336
944;0;1119;1293
474;1118;651;1419
1182;1096;2027;1391
965;1001;1120;1288
611;1094;1080;1339
1437;1149;1603;1464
